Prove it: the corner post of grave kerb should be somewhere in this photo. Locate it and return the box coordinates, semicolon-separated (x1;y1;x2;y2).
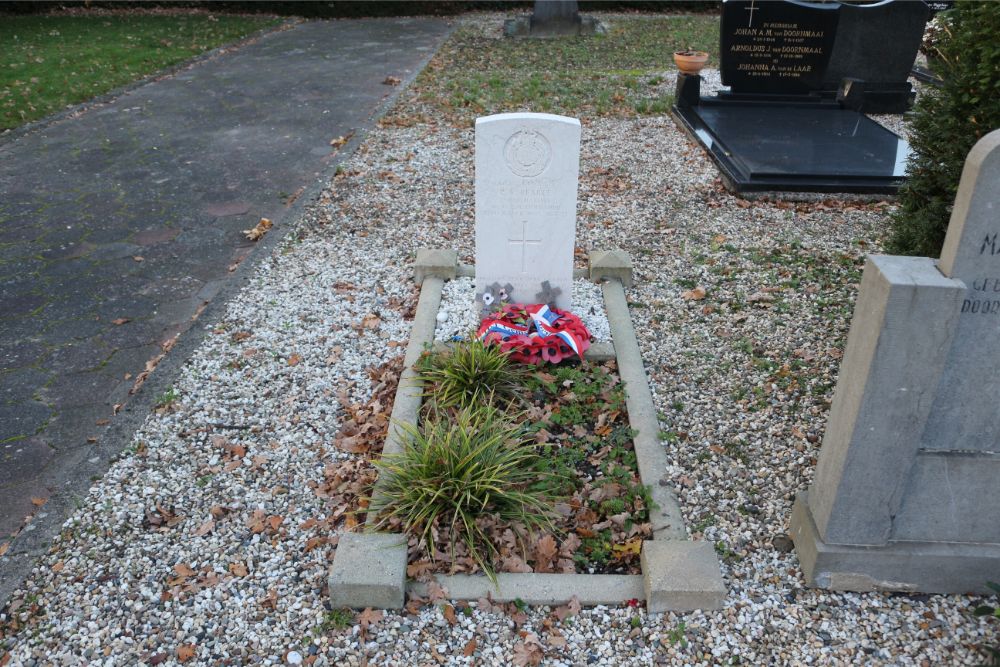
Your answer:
589;249;634;288
414;249;458;285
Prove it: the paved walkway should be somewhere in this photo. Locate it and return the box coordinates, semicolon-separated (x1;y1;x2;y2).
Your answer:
0;18;450;594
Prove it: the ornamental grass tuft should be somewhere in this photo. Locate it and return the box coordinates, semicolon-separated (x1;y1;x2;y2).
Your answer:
415;339;528;413
368;405;555;581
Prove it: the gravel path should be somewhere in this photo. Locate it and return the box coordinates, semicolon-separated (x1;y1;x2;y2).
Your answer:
1;17;994;666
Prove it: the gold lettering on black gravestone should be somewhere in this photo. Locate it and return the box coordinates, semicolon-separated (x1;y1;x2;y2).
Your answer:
720;1;839;94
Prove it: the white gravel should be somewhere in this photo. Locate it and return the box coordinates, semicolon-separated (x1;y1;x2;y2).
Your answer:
1;13;995;667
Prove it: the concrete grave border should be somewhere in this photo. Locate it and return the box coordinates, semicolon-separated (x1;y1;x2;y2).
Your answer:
329;249;726;612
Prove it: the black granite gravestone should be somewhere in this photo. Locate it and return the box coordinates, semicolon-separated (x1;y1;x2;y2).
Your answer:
671;0;927;194
719;0;929;112
720;0;839;96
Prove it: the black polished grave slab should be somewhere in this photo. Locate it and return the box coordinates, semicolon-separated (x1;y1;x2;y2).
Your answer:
670;0;923;193
674;96;909;193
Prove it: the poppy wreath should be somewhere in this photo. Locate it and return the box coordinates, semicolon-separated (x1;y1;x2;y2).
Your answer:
477;303;591;365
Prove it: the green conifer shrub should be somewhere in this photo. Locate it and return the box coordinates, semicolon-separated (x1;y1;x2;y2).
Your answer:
886;1;1000;257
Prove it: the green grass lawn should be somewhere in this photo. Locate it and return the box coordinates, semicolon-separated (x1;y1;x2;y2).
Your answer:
391;14;719;124
0;14;282;130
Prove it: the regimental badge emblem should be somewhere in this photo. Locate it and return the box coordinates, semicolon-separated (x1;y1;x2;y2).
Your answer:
503;129;551;177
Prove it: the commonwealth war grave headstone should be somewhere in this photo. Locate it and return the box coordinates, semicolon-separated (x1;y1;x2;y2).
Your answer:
673;0;927;193
790;129;1000;593
475;112;580;314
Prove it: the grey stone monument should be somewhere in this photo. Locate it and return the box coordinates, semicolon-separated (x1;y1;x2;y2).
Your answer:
504;0;606;38
790;128;1000;594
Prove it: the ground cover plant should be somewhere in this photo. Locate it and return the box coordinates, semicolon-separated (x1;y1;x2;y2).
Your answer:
414;337;529;412
370;340;653;580
0;13;281;129
388;14;718;124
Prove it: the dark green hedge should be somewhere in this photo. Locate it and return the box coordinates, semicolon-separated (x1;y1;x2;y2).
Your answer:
1;1;717;18
886;0;1000;257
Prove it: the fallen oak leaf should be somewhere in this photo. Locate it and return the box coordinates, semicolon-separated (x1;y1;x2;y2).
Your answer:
242;218;272;242
611;537;643;560
442;604;457;625
193;519;214;536
111;317;130;325
173;563;196;578
426;580;448;603
177;644;197;662
512;633;544;666
247;509;266;534
462;638;478;657
532;534;558;573
228;562;248;577
681;286;707;301
382;75;401;85
30;497;47;506
553;595;581;622
357;607;383;629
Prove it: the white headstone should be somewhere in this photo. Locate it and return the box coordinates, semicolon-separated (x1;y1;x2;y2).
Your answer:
474;112;581;316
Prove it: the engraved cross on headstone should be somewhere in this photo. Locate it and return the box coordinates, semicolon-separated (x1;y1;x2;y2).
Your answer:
745;0;758;27
508;219;542;274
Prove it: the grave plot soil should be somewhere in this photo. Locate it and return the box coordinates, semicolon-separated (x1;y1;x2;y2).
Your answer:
334;356;652;578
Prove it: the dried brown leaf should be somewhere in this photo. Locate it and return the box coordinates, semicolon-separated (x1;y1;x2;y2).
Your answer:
357;607;383;629
442;604;457;625
426;580;448;603
512;634;544;666
194;519;214;536
173;563;196;578
532;534;558;573
242;218;272;241
681;286;707;301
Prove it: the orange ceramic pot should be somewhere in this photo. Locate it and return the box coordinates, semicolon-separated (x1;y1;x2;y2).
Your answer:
673;51;709;75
